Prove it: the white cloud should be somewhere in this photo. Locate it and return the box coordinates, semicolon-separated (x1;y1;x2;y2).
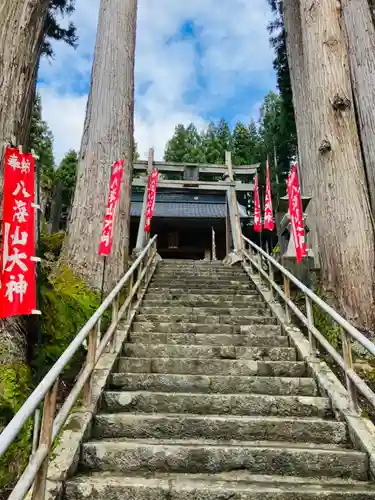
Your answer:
38;88;87;164
38;0;275;164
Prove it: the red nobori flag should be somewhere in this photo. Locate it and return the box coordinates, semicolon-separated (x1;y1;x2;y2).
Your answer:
264;157;275;231
287;163;306;263
98;160;124;256
0;147;37;318
144;169;159;233
253;173;262;232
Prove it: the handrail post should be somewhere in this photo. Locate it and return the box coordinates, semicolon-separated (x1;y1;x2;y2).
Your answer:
267;258;274;300
305;296;316;357
31;379;59;500
83;325;98;406
127;273;134;321
137;260;143;300
283;276;291;323
341;327;359;413
111;294;119;352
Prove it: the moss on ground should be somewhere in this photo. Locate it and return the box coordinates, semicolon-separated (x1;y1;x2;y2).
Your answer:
0;233;104;492
0;364;33;491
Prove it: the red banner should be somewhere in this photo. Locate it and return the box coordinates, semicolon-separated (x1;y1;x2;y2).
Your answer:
264;158;275;231
144;169;159;233
287;163;306;263
98;160;124;256
253;173;262;232
0;147;36;318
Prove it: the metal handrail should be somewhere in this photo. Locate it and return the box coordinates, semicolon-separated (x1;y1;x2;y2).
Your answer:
0;235;158;499
242;234;375;413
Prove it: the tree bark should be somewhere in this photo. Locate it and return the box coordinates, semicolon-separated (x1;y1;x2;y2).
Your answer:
341;0;375;216
283;0;320;265
295;0;375;329
0;0;48;202
0;1;49;365
63;0;137;290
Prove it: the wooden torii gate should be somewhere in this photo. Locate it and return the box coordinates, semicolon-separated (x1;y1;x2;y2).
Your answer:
133;149;259;259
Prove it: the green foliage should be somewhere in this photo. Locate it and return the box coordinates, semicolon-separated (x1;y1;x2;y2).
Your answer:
41;231;65;258
55;149;78;212
216;119;232;162
134;141;140;162
202;121;221;164
312;286;342;350
35;265;101;378
29;93;55;187
165;124;190;163
0;364;33;490
42;0;78;58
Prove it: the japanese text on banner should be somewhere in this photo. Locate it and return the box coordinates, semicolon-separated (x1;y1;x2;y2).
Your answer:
264;158;275;231
145;169;159;233
0;147;36;318
253;174;262;232
287;163;306;263
98;160;124;256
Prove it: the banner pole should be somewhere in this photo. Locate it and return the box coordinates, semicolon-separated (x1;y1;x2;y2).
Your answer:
32;153;42;454
100;257;107;304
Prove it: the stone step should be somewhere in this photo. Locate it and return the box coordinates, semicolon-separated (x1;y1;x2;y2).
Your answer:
132;322;282;337
135;314;277;325
128;334;294;357
142;297;267;308
139;306;269;316
154;272;249;279
80;439;367;480
93;413;346;445
65;473;375;500
123;343;293;361
149;282;253;290
109;373;316;396
152;277;251;285
102;391;330;418
123;344;296;361
145;292;260;301
117;358;306;377
146;289;259;296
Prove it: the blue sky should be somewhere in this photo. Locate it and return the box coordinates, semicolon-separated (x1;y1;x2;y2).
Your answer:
38;0;276;164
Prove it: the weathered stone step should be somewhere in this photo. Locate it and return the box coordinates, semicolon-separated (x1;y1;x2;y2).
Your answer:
142;297;266;307
117;357;306;377
132;322;281;337
152;277;251;285
154;272;249;279
139;306;269;316
135;314;277;326
144;290;265;305
149;282;253;289
64;473;375;500
80;439;367;480
123;342;296;361
102;391;330;417
146;288;258;296
128;333;293;355
93;413;346;444
110;372;315;396
123;343;292;361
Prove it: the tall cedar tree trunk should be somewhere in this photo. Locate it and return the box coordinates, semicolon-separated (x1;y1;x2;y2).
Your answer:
283;0;320;265
341;0;375;215
0;1;49;363
64;0;137;289
288;0;375;329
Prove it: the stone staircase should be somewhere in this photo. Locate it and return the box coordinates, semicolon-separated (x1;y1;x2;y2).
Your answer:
64;260;375;499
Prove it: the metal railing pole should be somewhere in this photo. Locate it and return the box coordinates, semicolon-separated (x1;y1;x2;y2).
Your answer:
31;379;59;500
341;328;359;413
305;296;316;357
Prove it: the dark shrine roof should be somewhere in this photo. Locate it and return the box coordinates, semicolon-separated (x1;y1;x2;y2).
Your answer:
130;190;248;219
